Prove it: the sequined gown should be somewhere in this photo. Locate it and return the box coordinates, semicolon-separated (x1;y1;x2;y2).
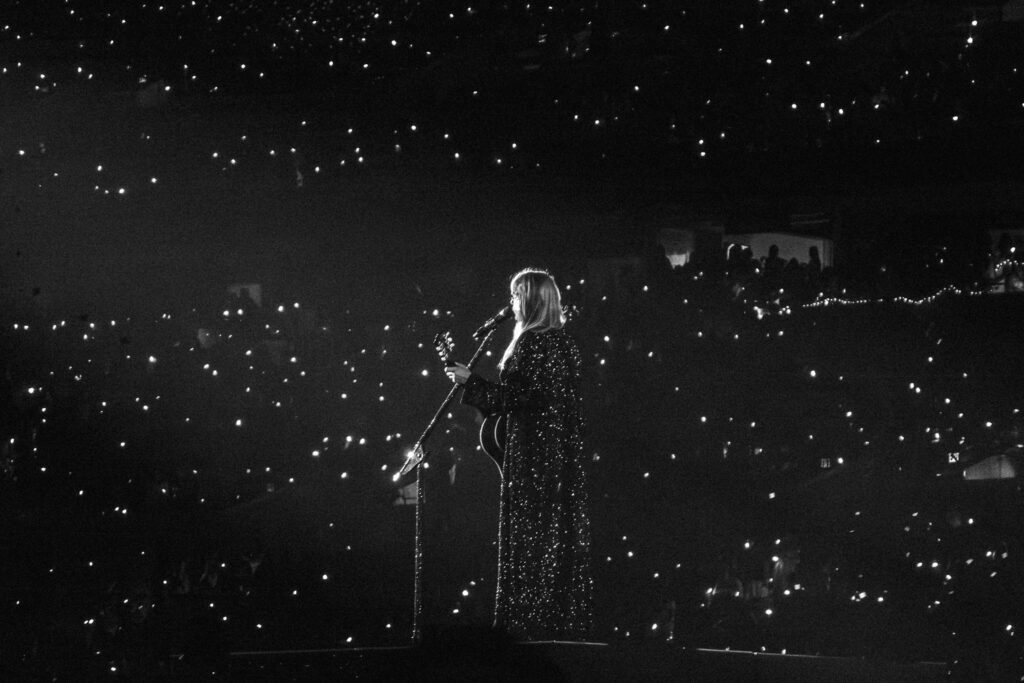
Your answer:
461;327;594;641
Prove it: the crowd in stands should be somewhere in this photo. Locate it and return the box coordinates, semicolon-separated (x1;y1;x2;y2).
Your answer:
2;233;1023;678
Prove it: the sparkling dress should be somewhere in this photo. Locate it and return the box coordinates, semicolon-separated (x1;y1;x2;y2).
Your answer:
461;327;594;641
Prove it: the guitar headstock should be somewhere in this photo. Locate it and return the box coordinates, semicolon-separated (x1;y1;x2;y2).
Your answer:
433;331;455;366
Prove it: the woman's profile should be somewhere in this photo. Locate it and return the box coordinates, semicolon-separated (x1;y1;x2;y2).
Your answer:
447;268;594;641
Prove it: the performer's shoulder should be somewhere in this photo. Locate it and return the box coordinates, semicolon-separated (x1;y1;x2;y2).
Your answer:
525;326;572;339
528;326;579;350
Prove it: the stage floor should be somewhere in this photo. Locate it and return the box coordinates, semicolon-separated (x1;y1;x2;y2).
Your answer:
225;639;947;681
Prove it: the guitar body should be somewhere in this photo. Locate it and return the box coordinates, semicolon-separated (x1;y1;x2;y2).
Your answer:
479;414;506;474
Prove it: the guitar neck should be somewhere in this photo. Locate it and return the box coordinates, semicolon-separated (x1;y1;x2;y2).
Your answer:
416;327;500;453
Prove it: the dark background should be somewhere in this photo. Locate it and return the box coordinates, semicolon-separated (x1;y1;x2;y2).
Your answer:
2;1;1023;679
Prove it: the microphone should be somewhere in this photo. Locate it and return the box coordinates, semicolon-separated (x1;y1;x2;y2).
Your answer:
472;305;513;341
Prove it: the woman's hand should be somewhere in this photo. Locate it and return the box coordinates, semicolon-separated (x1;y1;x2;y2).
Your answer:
445;362;471;385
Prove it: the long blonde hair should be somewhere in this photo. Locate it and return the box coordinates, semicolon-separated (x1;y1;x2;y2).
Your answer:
498;268;566;370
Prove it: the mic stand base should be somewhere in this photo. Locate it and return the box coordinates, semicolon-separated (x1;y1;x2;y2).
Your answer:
412;462;425;643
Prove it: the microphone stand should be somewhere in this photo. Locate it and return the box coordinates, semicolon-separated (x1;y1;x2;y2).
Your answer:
394;326;501;644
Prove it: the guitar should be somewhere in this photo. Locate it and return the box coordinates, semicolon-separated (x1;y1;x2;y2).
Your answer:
435;331;505;471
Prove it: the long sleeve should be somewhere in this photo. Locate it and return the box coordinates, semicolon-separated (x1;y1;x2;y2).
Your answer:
460;332;563;417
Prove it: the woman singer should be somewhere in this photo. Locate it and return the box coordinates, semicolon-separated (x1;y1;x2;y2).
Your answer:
446;268;593;641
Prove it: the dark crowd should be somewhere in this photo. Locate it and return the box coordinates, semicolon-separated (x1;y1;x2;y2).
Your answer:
4;1;1024;677
3;230;1023;679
